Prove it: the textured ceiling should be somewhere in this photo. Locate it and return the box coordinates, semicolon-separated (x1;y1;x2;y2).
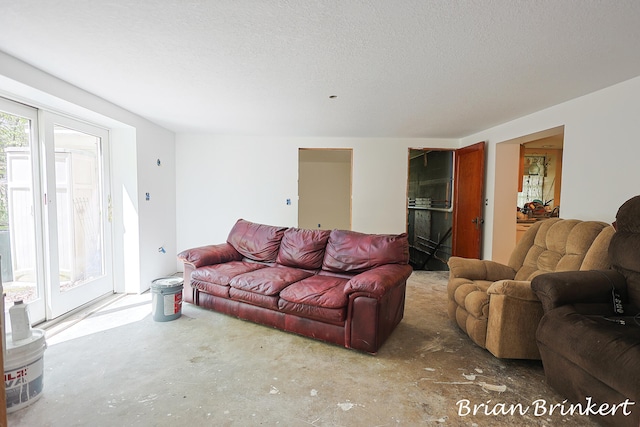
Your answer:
1;1;640;138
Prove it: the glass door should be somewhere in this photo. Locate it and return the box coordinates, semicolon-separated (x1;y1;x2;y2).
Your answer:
0;98;46;324
41;112;113;318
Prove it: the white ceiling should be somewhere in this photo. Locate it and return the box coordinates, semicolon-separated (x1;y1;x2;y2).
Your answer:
2;1;640;138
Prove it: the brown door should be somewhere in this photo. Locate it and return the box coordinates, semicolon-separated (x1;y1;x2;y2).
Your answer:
451;141;486;259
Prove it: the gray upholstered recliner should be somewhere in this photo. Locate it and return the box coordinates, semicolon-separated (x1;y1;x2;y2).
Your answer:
448;218;614;359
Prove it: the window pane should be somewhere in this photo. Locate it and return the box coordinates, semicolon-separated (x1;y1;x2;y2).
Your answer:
0;111;39;306
53;125;104;292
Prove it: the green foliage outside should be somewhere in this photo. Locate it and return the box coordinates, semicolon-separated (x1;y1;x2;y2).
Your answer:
0;112;29;231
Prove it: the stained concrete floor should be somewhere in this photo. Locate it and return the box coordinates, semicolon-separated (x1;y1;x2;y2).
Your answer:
7;271;599;426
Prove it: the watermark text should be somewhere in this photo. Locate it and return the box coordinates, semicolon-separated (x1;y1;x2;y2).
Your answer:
456;397;635;418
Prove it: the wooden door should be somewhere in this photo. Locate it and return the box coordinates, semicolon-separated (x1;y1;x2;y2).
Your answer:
451;141;486;259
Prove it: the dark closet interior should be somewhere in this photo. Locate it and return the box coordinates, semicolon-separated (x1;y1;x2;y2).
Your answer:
407;149;453;271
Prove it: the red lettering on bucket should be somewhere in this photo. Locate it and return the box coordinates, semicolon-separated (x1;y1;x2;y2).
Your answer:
4;368;27;382
5;368;28;388
174;293;182;313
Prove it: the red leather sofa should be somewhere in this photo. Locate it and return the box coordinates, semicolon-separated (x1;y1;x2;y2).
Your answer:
177;219;412;354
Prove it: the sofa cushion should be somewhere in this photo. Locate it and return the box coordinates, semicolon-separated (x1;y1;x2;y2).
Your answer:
276;228;331;270
580;225;615;271
192;261;268;286
227;219;287;262
228;288;279;310
514;220;610;281
192;280;231;298
191;261;269;298
229;266;314;296
278;274;349;325
279;275;349;308
322;230;409;274
558;221;614;271
278;300;346;325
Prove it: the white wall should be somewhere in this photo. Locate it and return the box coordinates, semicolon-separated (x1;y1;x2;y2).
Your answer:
136;123;178;289
462;75;640;261
175;135;458;257
0;52;177;293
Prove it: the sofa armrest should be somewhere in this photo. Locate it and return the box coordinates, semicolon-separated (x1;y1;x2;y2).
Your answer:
344;264;413;298
448;256;517;282
487;280;538;301
177;243;243;268
530;270;627;313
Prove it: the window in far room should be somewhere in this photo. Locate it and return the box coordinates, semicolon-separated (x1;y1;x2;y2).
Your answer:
517;155;546;208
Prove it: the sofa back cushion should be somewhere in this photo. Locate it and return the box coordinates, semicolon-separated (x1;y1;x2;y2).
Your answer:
322;229;409;274
609;195;640;307
512;219;612;281
276;228;331;270
579;225;615;271
227;219;287;262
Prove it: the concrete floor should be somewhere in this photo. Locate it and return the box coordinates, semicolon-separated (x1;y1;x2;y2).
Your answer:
7;271;598;426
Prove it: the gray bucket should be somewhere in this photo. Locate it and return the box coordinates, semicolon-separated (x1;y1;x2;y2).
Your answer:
151;276;184;322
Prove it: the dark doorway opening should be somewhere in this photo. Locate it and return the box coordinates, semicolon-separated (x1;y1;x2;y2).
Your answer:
407;149;453;271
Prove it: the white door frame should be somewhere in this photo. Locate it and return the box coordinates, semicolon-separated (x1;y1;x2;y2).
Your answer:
0;97;47;323
40;111;114;319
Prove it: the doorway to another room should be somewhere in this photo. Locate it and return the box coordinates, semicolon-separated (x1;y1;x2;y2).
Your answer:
298;148;352;231
516;133;563;243
407;142;486;270
407;149;454;270
493;126;564;263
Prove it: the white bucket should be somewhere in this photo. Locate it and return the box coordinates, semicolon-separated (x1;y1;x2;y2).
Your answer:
4;328;47;413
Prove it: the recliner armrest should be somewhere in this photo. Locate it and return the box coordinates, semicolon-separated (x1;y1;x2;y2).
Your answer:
487;280;538;302
448;256;517;282
177;243;243;268
531;270;626;313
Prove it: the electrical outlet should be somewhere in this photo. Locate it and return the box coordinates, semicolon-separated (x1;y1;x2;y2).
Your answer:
286;198;291;205
145;192;150;201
